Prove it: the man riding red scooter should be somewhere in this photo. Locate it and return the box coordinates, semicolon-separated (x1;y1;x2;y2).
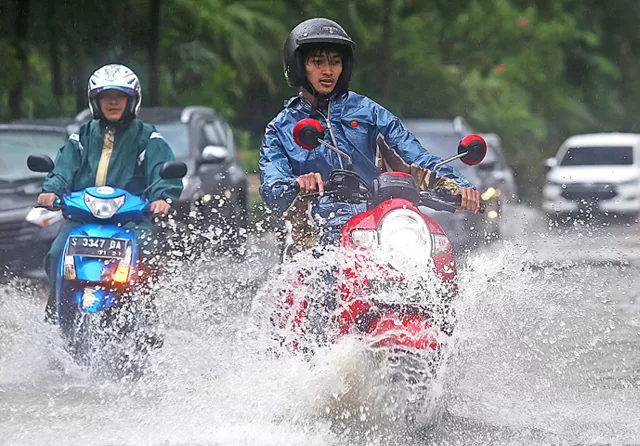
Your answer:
259;17;481;254
257;20;486;425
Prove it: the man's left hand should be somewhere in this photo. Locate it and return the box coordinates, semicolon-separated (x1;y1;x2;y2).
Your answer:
150;199;171;215
456;187;481;213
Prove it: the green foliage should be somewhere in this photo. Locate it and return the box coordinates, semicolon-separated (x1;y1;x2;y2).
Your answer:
235;128;261;174
3;0;640;202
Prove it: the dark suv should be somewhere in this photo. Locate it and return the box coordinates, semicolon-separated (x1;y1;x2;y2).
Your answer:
0;124;69;278
73;107;249;254
404;117;505;250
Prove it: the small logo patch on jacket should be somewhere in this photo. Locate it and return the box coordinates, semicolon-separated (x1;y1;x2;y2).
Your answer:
349;120;359;128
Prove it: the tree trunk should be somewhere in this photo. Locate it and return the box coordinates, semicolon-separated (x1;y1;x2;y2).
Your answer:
8;0;31;119
148;0;161;106
46;2;64;106
382;0;393;97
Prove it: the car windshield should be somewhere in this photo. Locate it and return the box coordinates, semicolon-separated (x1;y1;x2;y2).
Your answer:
0;131;66;181
151;122;190;158
410;131;481;183
560;146;634;166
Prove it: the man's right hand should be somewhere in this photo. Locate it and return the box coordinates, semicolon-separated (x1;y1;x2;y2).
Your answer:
296;173;324;196
37;193;60;210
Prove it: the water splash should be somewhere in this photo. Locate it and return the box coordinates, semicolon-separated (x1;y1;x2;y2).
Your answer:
1;228;640;445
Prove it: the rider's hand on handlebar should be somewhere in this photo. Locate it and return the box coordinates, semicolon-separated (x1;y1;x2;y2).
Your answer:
296;173;324;197
37;193;60;210
150;199;171;215
457;187;481;213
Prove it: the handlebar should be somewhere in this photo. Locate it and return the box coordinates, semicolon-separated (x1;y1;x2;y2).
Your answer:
295;171;369;203
35;198;64;210
294;173;484;213
419;188;485;214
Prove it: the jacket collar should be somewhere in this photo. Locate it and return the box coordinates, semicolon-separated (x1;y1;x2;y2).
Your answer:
284;91;348;112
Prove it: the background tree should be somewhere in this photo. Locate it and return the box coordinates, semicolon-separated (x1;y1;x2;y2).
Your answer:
2;0;640;201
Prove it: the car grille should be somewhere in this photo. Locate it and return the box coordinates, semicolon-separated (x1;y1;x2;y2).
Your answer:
561;183;617;202
0;220;40;249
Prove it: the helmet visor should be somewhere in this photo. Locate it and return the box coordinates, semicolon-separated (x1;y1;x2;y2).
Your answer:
296;35;355;51
91;85;137;98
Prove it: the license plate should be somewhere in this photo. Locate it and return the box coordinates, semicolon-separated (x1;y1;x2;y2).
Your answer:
67;236;129;259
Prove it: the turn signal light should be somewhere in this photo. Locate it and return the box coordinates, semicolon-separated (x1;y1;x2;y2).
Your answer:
113;266;130;283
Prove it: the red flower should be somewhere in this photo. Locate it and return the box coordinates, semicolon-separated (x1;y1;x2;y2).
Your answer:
518;17;528;28
495;64;506;73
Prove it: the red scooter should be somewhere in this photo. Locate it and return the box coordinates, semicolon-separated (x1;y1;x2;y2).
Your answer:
270;118;486;383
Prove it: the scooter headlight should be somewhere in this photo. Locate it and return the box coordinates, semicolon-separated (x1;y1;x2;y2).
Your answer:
84;194;125;219
378;209;432;266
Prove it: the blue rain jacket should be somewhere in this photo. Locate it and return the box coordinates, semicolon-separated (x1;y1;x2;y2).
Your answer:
259;91;475;230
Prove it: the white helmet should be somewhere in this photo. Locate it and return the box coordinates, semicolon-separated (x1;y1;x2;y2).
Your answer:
87;64;142;119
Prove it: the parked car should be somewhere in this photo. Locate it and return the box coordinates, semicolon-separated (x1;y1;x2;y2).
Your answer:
404;117;505;249
0;124;68;278
73;106;249;254
542;133;640;221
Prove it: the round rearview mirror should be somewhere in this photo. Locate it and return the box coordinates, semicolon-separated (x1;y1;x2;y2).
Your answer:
293;118;324;150
160;161;188;180
27;154;55;173
544;157;557;173
458;134;487;166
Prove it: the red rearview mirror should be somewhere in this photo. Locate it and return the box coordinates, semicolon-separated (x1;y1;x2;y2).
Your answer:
293;118;325;150
458;134;487;166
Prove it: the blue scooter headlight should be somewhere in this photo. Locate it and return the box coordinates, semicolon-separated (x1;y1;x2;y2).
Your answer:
84;193;126;219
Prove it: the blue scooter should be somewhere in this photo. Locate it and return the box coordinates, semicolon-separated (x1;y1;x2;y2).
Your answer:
27;154;187;377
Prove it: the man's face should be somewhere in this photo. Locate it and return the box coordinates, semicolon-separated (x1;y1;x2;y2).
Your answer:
99;89;128;122
304;50;343;96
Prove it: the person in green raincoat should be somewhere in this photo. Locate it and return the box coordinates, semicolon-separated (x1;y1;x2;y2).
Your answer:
37;64;183;321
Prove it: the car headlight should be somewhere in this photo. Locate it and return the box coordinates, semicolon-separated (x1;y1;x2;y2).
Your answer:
84;193;125;219
378;209;432;268
26;207;64;227
481;187;501;201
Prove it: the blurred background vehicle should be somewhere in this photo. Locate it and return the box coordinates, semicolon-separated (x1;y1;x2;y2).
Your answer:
542;133;640;221
404;117;509;249
0;124;68;279
74;106;249;255
479;133;519;204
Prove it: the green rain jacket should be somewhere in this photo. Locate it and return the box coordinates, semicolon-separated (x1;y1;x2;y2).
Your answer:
42;119;183;203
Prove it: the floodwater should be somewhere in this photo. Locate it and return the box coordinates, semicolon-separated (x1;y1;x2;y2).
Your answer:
1;205;639;445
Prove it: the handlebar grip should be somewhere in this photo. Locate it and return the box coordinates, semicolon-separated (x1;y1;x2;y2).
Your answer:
35;198;64;210
437;189;486;213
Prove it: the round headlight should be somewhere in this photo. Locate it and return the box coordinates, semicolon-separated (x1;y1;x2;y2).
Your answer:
84;194;125;219
378;209;432;268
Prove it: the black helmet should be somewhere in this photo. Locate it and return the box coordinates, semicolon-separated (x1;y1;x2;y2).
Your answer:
283;18;356;96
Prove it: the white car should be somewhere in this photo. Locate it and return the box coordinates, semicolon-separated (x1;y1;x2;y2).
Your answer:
542;133;640;218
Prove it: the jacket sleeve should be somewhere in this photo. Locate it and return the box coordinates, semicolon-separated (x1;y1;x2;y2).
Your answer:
41;133;83;197
259;120;299;217
374;103;476;189
143;132;183;203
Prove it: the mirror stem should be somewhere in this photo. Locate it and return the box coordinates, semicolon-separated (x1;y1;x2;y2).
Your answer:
427;151;469;189
52;172;71;194
316;138;353;169
141;178;161;201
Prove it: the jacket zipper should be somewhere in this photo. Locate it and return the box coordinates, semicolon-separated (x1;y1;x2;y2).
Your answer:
317;100;360;217
317;103;344;170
